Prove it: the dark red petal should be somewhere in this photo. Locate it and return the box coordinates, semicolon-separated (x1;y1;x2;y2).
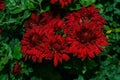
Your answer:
53;54;59;67
62;54;70;61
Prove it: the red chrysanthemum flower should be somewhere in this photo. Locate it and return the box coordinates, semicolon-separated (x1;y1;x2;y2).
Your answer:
44;16;65;35
21;27;48;62
21;18;70;66
25;11;60;32
39;11;54;25
25;13;40;32
79;5;107;28
50;0;75;7
65;5;107;29
44;19;69;66
43;34;70;67
66;22;108;60
0;0;5;10
11;61;22;76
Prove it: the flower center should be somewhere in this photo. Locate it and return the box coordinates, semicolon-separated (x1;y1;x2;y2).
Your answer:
49;41;62;54
30;34;42;46
76;28;96;43
81;13;93;22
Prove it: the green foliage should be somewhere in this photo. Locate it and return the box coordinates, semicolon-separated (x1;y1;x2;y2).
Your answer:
80;0;96;7
9;39;22;60
0;74;8;80
0;43;10;71
90;55;120;80
74;75;84;80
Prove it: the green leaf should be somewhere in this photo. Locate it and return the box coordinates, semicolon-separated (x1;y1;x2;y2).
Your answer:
0;43;12;58
69;3;81;11
12;42;22;60
28;68;33;73
95;4;103;9
105;25;111;31
0;74;8;80
0;56;9;65
37;0;43;3
21;0;25;6
0;65;4;71
31;77;43;80
40;5;50;13
63;34;66;37
82;66;87;74
75;75;84;80
23;10;31;19
75;4;81;10
64;66;72;69
8;45;12;59
8;0;16;6
10;6;25;14
9;39;22;60
114;28;120;33
80;0;96;7
26;0;35;9
95;4;104;13
23;68;30;76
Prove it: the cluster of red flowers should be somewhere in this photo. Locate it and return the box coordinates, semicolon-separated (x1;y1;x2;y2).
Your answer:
21;5;108;67
0;0;5;10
